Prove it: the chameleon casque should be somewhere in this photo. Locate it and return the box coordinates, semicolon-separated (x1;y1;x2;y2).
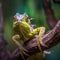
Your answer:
12;13;46;60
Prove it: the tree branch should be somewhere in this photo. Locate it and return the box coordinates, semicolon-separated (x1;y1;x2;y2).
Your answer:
12;21;60;60
1;21;60;60
42;0;58;28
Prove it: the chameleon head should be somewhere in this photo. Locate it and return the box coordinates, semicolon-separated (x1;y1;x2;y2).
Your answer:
13;13;30;30
13;13;29;22
13;13;24;21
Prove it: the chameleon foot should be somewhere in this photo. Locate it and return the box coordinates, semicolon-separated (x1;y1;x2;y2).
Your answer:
37;27;45;52
19;46;29;60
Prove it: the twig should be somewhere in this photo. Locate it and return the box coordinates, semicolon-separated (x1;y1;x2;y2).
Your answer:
42;0;58;28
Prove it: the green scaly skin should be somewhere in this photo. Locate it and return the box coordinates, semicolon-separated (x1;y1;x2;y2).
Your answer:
13;13;41;42
12;13;45;60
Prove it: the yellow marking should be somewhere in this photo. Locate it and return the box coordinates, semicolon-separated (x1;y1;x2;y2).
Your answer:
37;27;45;52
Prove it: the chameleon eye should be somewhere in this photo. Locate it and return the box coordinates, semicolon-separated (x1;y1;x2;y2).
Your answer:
13;16;17;21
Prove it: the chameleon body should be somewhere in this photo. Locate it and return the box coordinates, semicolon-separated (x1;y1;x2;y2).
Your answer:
12;13;45;60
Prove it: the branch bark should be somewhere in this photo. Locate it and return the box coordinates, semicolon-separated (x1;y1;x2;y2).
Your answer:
0;21;60;60
42;0;58;28
12;21;60;60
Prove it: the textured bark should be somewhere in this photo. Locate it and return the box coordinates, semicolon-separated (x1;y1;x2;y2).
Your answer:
42;0;58;28
12;21;60;60
0;21;60;60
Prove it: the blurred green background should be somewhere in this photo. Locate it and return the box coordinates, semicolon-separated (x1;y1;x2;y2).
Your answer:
2;0;60;60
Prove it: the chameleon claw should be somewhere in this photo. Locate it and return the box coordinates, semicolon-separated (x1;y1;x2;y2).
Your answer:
19;47;29;60
23;50;29;56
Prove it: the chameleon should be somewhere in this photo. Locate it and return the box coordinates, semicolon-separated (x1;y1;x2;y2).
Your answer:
12;13;46;60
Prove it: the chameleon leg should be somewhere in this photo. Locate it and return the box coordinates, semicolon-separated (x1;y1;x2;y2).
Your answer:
37;27;45;52
37;27;52;55
12;35;29;60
